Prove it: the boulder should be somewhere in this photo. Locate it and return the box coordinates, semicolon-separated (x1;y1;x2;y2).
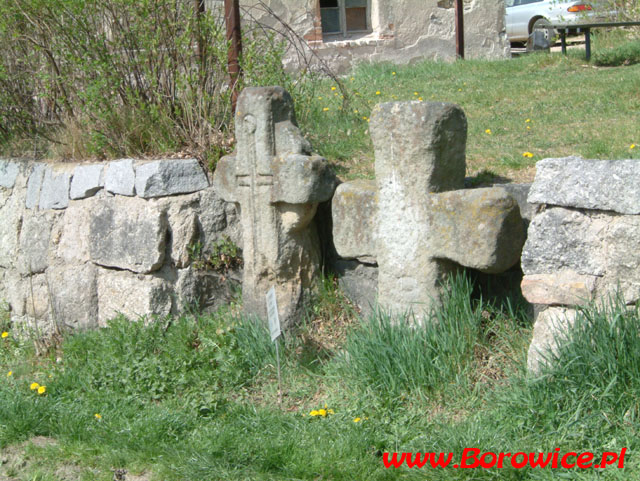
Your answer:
39;166;70;210
70;164;104;199
104;159;135;196
135;158;209;198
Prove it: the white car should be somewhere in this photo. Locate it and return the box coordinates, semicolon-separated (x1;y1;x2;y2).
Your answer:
505;0;614;43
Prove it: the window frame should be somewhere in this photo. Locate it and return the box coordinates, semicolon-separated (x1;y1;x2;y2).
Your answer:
320;0;372;39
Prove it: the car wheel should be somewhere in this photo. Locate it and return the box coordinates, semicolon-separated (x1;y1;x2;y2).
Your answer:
531;18;556;45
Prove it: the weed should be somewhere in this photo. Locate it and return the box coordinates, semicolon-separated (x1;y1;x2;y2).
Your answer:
188;236;242;274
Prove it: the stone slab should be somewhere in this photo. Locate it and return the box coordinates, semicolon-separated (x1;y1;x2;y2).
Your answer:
0;160;20;188
97;269;172;325
104;159;135;196
49;262;99;330
528;307;577;374
528;157;640;214
25;163;46;209
70;164;104;199
18;213;55;275
521;271;597;305
39;167;70;210
604;216;640;304
89;198;167;273
521;207;608;277
334;260;378;318
135;158;209;198
332;180;378;263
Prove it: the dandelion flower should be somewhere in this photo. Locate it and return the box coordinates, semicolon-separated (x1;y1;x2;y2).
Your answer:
414;92;419;96
523;152;534;158
37;385;46;395
418;97;423;102
353;417;362;423
7;371;12;377
1;331;8;338
318;409;327;417
392;71;396;75
525;118;531;123
354;109;359;114
631;144;636;150
375;91;381;95
350;77;355;81
94;413;102;420
526;126;531;130
318;96;323;100
485;129;492;135
331;86;337;91
458;88;462;92
30;382;40;390
323;107;330;112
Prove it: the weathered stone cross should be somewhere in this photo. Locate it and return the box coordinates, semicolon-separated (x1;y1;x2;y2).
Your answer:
334;101;525;317
214;87;336;328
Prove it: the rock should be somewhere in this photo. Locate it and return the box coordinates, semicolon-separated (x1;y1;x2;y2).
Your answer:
521;207;607;277
528;157;640;215
39;166;70;210
70;164;104;199
212;87;335;329
427;187;524;274
135;158;209;198
104;159;135;196
0;191;23;268
17;213;56;275
89;197;167;273
521;271;597;305
0;160;20;188
332;180;378;263
175;267;238;311
198;187;241;247
164;195;200;268
97;269;172;325
334;260;378;318
495;183;536;225
48;263;98;329
528;307;577;374
54;200;94;264
25;163;46;209
604;216;640;304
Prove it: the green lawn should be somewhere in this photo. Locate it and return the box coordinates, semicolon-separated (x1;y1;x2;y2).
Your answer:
299;42;640;183
1;277;639;480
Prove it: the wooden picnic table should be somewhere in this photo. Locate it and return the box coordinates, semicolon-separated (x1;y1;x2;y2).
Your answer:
536;21;640;60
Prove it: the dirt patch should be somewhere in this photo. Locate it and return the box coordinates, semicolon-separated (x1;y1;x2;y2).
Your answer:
0;437;151;481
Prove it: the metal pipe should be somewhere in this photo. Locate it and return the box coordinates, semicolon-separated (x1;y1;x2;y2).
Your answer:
224;0;243;113
455;0;464;59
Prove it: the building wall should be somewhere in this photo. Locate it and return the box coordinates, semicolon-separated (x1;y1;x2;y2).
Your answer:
215;0;510;73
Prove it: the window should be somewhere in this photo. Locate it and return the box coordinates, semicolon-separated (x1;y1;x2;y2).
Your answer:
320;0;370;37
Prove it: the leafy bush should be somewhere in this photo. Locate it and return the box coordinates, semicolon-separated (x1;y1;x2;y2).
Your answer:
0;0;299;160
593;38;640;66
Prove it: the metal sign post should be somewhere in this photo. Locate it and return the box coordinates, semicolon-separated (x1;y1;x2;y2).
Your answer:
455;0;464;59
266;286;282;405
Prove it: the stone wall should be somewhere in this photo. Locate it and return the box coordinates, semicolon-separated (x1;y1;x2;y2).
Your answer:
0;158;241;331
522;156;640;373
208;0;510;73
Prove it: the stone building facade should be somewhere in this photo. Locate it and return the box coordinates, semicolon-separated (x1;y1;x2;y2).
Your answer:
210;0;510;72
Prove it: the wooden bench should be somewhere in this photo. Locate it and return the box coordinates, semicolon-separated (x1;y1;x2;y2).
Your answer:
535;21;640;60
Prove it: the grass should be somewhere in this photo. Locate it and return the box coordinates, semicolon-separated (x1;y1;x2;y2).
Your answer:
300;35;640;182
2;275;639;480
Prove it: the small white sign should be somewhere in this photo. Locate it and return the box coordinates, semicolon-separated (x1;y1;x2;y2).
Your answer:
266;286;281;342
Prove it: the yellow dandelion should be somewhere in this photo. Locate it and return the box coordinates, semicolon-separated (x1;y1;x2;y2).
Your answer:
323;107;330;112
485;129;492;135
30;382;40;390
7;371;12;377
414;92;419;96
37;385;46;395
350;77;355;81
458;88;462;92
94;413;102;420
526;126;531;130
375;91;381;95
392;71;396;75
318;409;327;417
362;116;369;121
523;152;534;158
318;96;323;100
631;144;636;150
1;331;8;338
525;118;531;123
353;417;362;423
418;97;423;101
354;109;359;114
331;86;337;91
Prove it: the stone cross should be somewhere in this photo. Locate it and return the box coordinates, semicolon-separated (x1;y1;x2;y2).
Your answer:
214;87;336;329
338;101;524;317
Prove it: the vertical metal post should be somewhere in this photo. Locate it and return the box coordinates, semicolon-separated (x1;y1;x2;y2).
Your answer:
584;28;591;61
455;0;464;59
224;0;243;113
561;30;567;55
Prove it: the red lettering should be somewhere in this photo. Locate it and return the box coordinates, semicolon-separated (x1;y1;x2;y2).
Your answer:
460;448;480;468
552;448;560;468
480;452;498;468
429;452;453;468
601;452;618;468
619;448;627;468
497;452;511;468
560;452;577;468
404;452;428;468
529;452;553;468
382;452;405;468
511;452;528;469
576;452;593;468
